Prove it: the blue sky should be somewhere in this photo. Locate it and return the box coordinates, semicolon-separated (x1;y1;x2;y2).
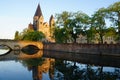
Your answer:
0;0;119;39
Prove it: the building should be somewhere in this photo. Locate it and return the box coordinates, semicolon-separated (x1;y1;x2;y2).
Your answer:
76;33;116;44
76;34;87;43
28;4;55;42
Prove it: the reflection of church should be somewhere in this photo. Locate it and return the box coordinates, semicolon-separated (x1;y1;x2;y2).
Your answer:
28;4;55;42
30;58;55;80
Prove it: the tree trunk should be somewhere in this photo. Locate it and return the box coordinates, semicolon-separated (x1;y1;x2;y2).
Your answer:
100;34;103;44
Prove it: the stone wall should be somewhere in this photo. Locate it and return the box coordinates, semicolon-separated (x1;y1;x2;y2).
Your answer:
43;43;120;56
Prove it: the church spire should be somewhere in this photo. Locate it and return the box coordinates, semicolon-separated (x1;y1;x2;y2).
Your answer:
34;4;43;17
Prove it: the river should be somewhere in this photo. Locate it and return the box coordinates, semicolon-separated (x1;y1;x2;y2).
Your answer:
0;49;120;80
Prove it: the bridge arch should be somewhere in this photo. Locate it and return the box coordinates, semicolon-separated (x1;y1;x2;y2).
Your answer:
18;41;43;50
0;44;12;50
0;44;12;56
0;39;43;50
21;45;40;55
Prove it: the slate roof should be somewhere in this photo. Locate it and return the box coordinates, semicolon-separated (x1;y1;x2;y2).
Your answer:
34;4;43;17
49;15;54;24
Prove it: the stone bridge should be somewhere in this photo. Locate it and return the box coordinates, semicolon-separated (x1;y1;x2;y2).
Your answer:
0;39;120;56
0;39;43;50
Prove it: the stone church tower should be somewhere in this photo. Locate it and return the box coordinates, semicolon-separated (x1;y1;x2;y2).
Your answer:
28;4;55;42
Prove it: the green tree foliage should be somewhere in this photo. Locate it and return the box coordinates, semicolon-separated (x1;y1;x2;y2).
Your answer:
105;27;116;36
14;28;31;40
22;31;45;41
68;11;90;43
55;11;73;43
54;27;70;43
55;11;90;43
91;8;106;43
14;31;20;40
90;1;120;43
20;28;33;40
105;1;120;40
14;28;45;41
54;1;120;44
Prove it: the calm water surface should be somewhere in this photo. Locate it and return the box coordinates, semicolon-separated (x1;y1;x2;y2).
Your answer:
0;49;120;80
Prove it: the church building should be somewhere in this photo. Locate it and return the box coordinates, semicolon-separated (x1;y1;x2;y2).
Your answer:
28;4;55;42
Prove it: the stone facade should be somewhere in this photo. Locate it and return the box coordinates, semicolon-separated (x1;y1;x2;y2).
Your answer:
76;33;116;44
28;4;55;42
76;34;87;43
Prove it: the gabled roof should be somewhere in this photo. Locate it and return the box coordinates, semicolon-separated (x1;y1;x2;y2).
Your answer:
34;4;43;17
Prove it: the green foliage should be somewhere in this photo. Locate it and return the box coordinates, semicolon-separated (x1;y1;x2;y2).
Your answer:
54;27;70;43
14;31;20;40
105;27;116;36
91;8;106;43
54;1;120;43
105;1;120;40
55;11;90;43
14;28;45;41
22;31;45;41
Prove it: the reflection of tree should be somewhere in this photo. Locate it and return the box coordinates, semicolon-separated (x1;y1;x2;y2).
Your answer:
20;58;55;80
21;58;44;67
55;59;120;80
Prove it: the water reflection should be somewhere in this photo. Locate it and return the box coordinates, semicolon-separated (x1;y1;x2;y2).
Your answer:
0;45;11;56
21;58;55;80
55;60;120;80
0;50;43;61
43;50;120;68
0;50;120;80
20;57;120;80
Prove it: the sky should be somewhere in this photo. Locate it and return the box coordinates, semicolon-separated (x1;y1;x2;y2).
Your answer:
0;0;119;39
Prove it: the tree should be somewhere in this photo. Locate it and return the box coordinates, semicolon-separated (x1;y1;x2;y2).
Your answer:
55;11;72;28
14;28;45;41
22;31;45;41
14;28;33;40
54;27;70;43
55;11;73;43
105;1;120;41
91;8;106;44
20;28;33;40
14;31;20;40
104;27;117;42
72;11;90;43
55;11;90;43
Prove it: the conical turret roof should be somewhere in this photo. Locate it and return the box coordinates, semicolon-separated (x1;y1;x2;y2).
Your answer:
34;4;43;17
49;15;54;25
